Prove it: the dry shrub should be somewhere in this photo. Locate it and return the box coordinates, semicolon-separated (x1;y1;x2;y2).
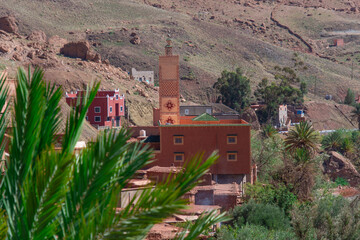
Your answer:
272;161;315;201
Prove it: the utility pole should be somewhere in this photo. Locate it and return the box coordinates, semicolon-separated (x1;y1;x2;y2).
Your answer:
351;59;354;82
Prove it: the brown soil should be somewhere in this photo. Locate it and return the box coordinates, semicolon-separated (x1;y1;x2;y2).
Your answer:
305;101;356;130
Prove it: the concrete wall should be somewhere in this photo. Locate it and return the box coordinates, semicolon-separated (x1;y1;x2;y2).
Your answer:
180;106;212;116
278;105;288;127
146;171;212;186
118;187;153;208
153;125;251;175
129;126;160;138
215;174;245;184
214;194;237;210
131;68;154;85
195;190;214;205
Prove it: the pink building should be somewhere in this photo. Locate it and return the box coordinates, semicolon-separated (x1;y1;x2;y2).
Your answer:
334;39;344;47
66;89;125;128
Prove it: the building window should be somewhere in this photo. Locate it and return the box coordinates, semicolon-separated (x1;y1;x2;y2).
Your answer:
173;135;184;145
107;117;111;121
116;95;119;100
94;107;101;113
110;106;112;113
174;152;184;162
227;152;237;161
227;135;237;144
120;106;123;112
94;116;101;122
184;109;189;115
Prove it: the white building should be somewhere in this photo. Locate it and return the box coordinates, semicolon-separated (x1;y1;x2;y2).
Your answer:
131;68;154;85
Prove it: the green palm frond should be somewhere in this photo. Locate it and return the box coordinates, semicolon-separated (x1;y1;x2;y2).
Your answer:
0;71;9;189
0;209;7;239
104;153;219;239
38;82;62;152
3;67;48;239
24;148;72;240
59;128;153;239
284;121;319;154
62;82;100;153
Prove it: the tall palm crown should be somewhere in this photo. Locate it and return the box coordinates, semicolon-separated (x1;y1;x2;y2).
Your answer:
284;121;319;154
351;103;360;130
0;68;227;239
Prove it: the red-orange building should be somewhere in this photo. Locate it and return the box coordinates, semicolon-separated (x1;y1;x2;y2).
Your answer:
66;89;125;128
131;39;253;184
334;39;344;47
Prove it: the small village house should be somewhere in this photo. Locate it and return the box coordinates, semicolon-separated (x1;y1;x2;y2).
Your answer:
66;89;125;128
131;68;155;85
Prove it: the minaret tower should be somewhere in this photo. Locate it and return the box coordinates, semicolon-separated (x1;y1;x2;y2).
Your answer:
158;38;180;125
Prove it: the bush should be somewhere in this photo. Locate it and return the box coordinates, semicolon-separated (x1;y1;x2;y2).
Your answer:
291;194;360;240
216;224;296;240
344;88;355;106
245;182;297;215
230;201;290;230
335;177;349;186
251;131;284;182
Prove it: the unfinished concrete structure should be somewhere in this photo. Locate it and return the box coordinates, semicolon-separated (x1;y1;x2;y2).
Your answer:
131;68;154;85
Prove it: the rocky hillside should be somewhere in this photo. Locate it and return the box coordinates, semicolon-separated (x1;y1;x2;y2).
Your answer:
0;0;359;130
0;16;160;130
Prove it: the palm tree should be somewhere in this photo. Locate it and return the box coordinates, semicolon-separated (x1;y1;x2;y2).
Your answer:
261;124;277;138
284;122;319;200
284;121;319;154
351;103;360;130
0;67;228;239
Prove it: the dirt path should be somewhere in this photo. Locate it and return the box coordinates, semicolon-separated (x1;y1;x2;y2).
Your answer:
334;104;356;128
270;6;313;53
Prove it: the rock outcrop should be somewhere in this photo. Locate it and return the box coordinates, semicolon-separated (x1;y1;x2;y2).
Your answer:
47;35;68;52
27;30;47;43
0;16;18;34
60;40;101;62
240;108;260;130
130;33;141;45
323;151;360;187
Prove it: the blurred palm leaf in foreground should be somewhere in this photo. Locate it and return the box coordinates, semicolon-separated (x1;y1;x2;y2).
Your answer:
0;67;228;240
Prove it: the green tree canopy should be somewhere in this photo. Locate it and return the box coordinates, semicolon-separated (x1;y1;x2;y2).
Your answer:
254;78;303;124
300;81;307;95
344;88;355;106
213;68;251;112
